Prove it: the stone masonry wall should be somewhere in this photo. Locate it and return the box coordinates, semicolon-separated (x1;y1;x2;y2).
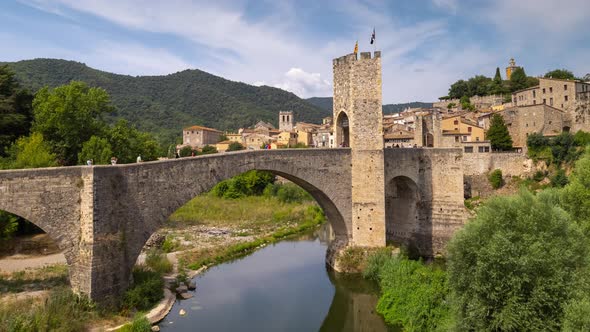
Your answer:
463;152;533;177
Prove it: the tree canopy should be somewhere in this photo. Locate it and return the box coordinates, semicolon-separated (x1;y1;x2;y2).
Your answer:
486;114;513;150
0;65;33;156
545;69;576;80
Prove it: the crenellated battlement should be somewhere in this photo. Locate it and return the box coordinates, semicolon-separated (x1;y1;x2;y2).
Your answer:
332;51;381;66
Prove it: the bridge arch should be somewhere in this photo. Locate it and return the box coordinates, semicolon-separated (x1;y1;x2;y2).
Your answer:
385;175;421;247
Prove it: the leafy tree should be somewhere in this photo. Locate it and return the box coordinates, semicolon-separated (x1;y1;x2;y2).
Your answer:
4;132;57;169
459;96;475;111
488;169;503;189
0;65;33;156
551;168;569;187
178;145;194;157
201;145;217;155
227;142;244;151
32;81;113;165
509;67;529;92
77;136;113;165
0;211;19;239
552;132;580;165
108;119;160;163
486;114;513;151
448;80;469;99
560;151;590;231
493;67;502;82
447;190;589;331
573;130;590;147
545;69;576;80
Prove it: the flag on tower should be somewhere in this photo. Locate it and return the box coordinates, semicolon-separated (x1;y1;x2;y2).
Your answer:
370;28;376;44
353;41;358;54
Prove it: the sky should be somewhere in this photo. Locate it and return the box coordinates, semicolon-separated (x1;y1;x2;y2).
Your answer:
1;0;589;103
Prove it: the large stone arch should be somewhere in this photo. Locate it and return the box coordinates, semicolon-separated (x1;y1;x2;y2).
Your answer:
87;149;352;302
0;167;94;294
385;176;421;247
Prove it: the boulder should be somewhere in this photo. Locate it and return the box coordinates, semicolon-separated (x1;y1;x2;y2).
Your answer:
187;280;196;290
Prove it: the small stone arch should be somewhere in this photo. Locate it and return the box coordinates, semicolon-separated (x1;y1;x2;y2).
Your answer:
336;111;350;148
385;176;420;247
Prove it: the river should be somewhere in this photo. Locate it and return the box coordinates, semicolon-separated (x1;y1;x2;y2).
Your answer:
159;225;392;331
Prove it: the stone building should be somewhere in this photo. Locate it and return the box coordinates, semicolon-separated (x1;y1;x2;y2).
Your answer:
277;131;298;147
498;104;565;149
279;111;294;131
243;133;274;150
441;114;486;143
179;125;222;150
512;77;590;111
384;123;415;147
414;110;442;147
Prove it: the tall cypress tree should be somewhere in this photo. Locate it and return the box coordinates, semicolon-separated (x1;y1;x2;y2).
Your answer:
494;67;502;83
486;114;513;151
0;65;33;156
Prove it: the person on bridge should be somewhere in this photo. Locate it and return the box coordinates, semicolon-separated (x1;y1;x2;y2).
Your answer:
110;157;117;165
136;155;142;163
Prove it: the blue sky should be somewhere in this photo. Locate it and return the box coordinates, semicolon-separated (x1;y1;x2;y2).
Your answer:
1;0;589;103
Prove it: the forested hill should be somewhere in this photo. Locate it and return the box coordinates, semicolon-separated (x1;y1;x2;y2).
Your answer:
3;59;330;145
306;97;432;114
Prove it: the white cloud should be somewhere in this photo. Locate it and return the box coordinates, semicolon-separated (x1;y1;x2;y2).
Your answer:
432;0;458;12
273;68;332;98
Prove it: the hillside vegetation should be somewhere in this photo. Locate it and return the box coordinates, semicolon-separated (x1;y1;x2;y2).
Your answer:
3;59;330;145
306;97;432;114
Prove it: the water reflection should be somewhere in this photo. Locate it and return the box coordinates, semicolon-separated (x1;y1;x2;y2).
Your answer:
159;224;390;331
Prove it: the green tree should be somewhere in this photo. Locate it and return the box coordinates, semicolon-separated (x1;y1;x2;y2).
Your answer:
488;169;503;189
201;145;217;155
78;136;113;165
108;120;160;163
178;145;194;157
32;81;113;165
545;69;576;80
509;67;529;92
448;80;469;99
227;142;244;151
0;65;33;156
493;67;502;82
447;190;589;331
486;114;513;150
0;211;19;239
4;132;57;169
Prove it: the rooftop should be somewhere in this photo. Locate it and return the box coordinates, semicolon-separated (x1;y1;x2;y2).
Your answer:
183;125;222;132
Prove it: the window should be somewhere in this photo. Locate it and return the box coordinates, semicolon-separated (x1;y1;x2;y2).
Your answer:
564;84;568;91
455;136;459;142
468;127;472;132
463;135;468;141
476;137;480;141
550;97;553;106
533;100;536;105
543;99;546;104
484;146;490;152
454;127;458;131
526;123;528;127
565;95;569;102
549;87;553;93
464;146;473;153
543;88;546;94
533;90;536;98
478;146;484;153
454;120;459;125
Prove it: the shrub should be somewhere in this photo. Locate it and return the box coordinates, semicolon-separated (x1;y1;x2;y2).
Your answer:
161;235;179;253
122;268;164;312
118;315;152;332
145;249;173;274
367;254;453;331
532;170;546;182
551;168;569;187
179;145;194;157
488;169;503;189
201;145;217;154
227;141;244;151
276;183;312;203
447;190;589;331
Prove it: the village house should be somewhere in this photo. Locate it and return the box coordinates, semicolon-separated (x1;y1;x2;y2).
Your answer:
441;114;486;143
177;125;222;151
243;133;274;150
512;77;590;111
277;131;298;147
383;123;415;147
215;140;232;152
498;104;565;149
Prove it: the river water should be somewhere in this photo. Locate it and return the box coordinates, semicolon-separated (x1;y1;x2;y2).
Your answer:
159;225;392;331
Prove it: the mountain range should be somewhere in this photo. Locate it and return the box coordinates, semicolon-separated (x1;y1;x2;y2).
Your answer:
3;59;431;145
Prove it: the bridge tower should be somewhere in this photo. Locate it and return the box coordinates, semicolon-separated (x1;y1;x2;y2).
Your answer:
333;51;386;247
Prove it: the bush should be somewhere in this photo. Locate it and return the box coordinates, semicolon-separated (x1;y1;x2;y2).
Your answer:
122;268;164;312
367;254;453;331
276;183;312;203
551;168;569;187
210;171;275;199
532;170;546;182
145;249;173;274
227;141;244;151
201;145;217;154
0;287;96;332
118;315;152;332
488;169;503;189
179;145;194;157
563;298;590;332
447;190;589;331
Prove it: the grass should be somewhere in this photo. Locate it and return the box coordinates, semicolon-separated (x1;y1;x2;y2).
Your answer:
169;195;316;230
118;314;151;332
0;286;96;332
179;205;325;270
0;264;69;294
144;249;173;274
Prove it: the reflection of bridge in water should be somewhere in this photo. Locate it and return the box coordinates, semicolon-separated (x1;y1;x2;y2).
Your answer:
0;50;466;303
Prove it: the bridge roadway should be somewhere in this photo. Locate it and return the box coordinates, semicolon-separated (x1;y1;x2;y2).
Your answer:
0;148;465;303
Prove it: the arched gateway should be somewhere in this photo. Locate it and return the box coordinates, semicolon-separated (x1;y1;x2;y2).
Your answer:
0;51;467;303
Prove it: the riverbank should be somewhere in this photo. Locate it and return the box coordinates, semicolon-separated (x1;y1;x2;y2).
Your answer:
0;191;324;331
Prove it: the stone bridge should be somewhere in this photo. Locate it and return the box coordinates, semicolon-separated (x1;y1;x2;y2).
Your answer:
0;147;465;303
